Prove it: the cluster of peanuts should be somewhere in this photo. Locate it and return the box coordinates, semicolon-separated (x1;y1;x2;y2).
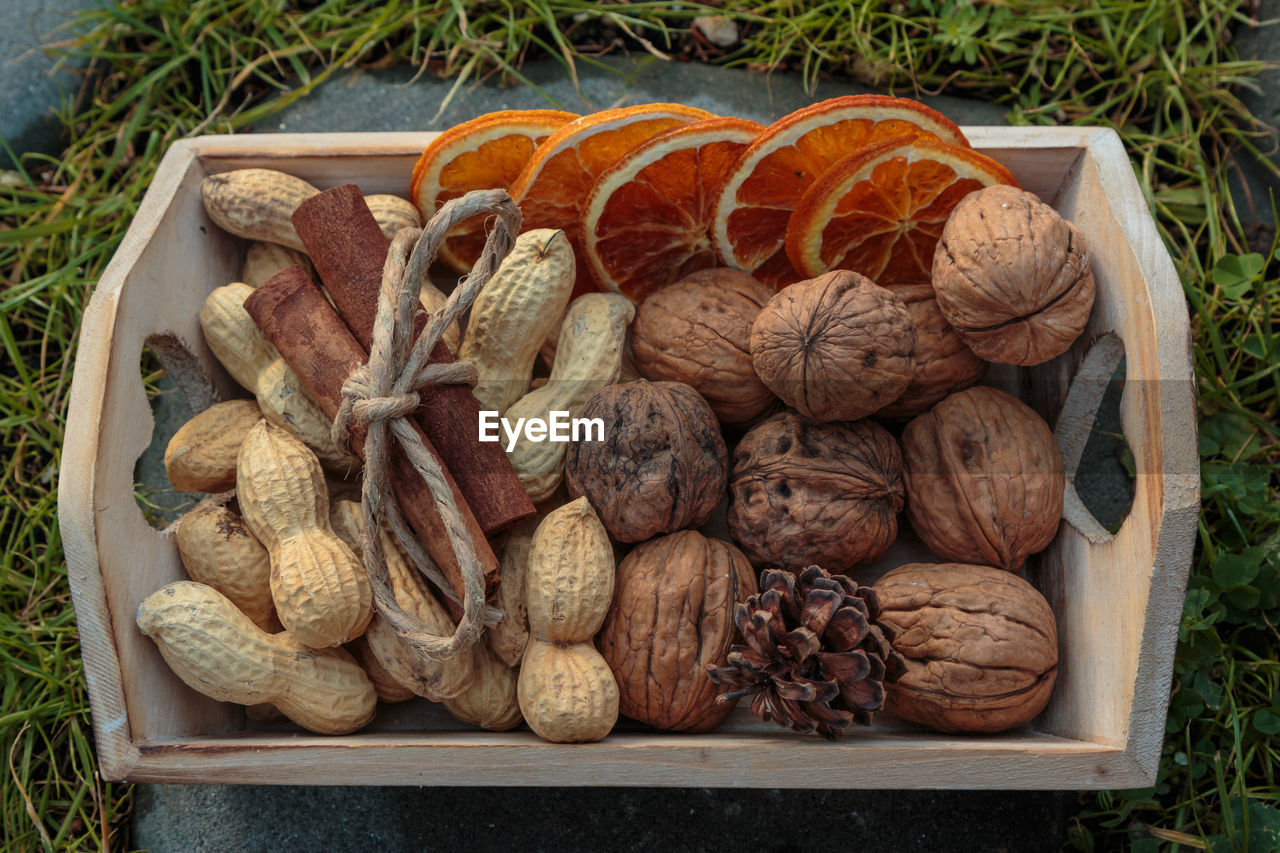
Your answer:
139;172;631;741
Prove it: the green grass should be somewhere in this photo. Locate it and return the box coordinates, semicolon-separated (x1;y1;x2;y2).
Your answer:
1;0;1276;848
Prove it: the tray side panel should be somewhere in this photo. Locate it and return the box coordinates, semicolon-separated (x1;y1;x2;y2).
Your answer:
1079;130;1197;776
1029;131;1196;774
89;146;248;744
127;733;1149;789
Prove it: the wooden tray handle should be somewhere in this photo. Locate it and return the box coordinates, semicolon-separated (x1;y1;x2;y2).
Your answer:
1053;332;1127;544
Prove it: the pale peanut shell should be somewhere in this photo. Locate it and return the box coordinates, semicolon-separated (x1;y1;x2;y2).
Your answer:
236;422;372;647
175;502;279;632
242;242;313;288
137;581;376;735
460;229;576;414
366;194;422;242
525;497;614;644
506;294;634;502
442;638;523;731
201;169;318;251
488;515;537;667
517;639;618;743
164;399;263;493
329;500;472;700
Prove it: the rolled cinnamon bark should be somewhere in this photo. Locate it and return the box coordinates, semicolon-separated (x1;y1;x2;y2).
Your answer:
292;185;534;534
244;265;500;610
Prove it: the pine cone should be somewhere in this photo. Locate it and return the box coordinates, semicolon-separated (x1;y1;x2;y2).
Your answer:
707;566;905;739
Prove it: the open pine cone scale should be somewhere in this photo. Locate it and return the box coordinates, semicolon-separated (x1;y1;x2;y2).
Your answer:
708;566;905;739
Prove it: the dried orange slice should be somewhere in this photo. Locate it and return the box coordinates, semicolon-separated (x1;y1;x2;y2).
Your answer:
786;136;1016;285
409;109;578;272
509;103;716;296
711;95;968;287
581;116;763;302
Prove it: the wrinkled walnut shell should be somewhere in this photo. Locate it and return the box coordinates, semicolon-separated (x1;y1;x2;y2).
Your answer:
631;268;777;423
750;270;916;421
902;385;1064;571
566;380;727;543
876;284;987;419
599;530;758;732
933;185;1095;366
727;411;904;573
874;563;1059;733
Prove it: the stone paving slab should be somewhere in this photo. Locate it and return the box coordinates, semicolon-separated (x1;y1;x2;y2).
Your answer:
1;0;96;167
258;54;1007;134
132;783;1073;853
1230;0;1280;233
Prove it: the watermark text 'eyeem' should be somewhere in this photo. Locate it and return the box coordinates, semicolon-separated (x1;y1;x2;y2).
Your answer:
478;411;605;452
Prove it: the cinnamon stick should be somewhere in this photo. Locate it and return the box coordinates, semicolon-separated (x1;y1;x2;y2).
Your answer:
292;185;534;535
244;265;499;610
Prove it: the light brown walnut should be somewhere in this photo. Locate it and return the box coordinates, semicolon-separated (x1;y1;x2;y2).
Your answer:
727;411;904;573
631;268;776;424
599;530;758;732
901;385;1064;571
874;562;1059;733
932;185;1095;366
876;284;987;419
750;270;916;421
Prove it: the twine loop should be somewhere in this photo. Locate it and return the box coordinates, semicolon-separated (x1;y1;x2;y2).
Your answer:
332;189;520;660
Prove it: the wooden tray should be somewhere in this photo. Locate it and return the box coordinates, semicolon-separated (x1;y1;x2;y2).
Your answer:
58;129;1198;788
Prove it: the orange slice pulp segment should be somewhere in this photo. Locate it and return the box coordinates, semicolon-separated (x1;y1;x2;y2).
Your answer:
785;136;1017;286
508;103;717;297
582;116;764;302
408;109;578;272
711;95;968;288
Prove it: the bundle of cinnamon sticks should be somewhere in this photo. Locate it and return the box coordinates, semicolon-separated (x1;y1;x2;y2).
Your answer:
244;185;536;615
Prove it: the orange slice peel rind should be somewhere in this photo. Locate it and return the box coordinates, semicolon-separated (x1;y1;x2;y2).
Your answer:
785;136;1017;286
582;116;764;302
711;95;969;288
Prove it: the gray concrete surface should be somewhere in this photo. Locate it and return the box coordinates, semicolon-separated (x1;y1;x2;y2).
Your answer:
132;368;198;528
0;0;96;166
259;54;1007;133
1228;0;1280;235
1075;368;1134;531
132;784;1074;853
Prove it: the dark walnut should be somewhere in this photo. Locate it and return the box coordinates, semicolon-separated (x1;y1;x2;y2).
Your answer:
932;184;1096;366
631;268;777;424
727;411;904;573
902;385;1064;571
750;270;916;422
874;563;1059;734
599;530;758;732
876;284;987;420
565;380;727;543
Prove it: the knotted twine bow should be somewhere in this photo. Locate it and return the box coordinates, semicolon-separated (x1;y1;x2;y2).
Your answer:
332;189;521;661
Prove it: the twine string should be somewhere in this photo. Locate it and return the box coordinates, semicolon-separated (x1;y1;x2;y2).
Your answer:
332;189;521;660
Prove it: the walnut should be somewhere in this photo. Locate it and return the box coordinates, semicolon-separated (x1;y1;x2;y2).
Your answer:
874;563;1059;733
631;268;777;424
932;185;1095;366
727;411;904;573
876;284;987;420
598;530;758;732
565;380;727;543
902;385;1064;571
750;271;916;421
